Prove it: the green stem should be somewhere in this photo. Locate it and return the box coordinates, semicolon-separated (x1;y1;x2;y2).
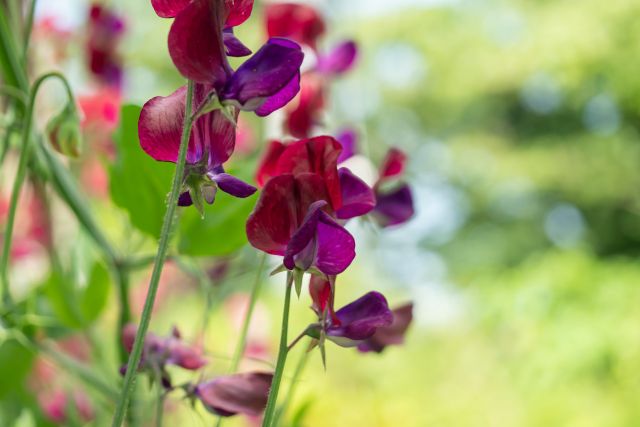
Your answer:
261;272;294;427
272;349;309;426
153;365;165;427
115;266;132;364
22;0;37;63
0;1;28;91
1;71;74;306
110;79;196;427
229;252;267;372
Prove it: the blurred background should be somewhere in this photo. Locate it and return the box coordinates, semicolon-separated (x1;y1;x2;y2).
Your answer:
3;0;640;426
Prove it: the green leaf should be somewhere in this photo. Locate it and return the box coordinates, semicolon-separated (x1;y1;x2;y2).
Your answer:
44;261;111;329
293;268;304;298
0;340;34;399
178;190;257;256
44;269;83;329
80;262;110;323
109;104;173;238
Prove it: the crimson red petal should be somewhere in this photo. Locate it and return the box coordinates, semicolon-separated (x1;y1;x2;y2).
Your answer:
224;0;254;27
275;135;343;210
150;0;191;18
168;0;230;84
265;2;325;49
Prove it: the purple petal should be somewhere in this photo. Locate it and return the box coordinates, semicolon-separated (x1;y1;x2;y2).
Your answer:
358;303;413;353
314;212;356;275
150;0;191;18
336;168;376;220
373;184;415;227
168;0;230;84
254;73;301;117
283;200;325;270
211;173;257;198
178;192;193;206
336;129;357;163
222;38;303;112
223;28;252;57
329;292;393;343
196;372;273;417
317;40;358;76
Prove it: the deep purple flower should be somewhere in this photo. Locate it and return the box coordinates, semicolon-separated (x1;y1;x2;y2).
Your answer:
307;277;393;347
121;324;207;383
372;184;415;227
195;372;273;417
248;136;375;275
335;168;376;220
372;148;415;227
87;4;125;88
153;0;303;116
246;174;355;276
358;303;413;353
139;83;256;209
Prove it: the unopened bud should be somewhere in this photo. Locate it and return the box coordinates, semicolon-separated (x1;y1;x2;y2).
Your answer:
46;105;82;158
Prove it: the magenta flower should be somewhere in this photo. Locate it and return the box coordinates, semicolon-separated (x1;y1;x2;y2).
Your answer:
121;324;207;386
195;372;273;417
150;0;303;116
316;40;358;76
139;83;256;208
358;303;414;353
87;3;125;88
247;175;355;276
307;277;393;347
248;136;375;275
265;2;326;50
372;148;415;227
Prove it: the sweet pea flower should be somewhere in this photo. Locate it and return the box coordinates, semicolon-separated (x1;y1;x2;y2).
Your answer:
248;136;375;275
358;303;414;353
265;2;325;50
335;134;415;227
121;324;207;387
254;136;375;218
195;372;273;417
372;148;415;227
87;3;125;88
41;390;94;424
246;175;355;275
139;83;256;211
307;276;393;348
150;0;303;116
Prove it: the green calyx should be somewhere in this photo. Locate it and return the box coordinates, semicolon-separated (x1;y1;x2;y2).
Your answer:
46;104;82;158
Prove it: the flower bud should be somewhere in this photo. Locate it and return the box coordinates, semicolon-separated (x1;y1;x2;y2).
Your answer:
46;105;82;158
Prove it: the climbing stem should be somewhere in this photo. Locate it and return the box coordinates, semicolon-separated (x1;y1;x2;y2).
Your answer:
110;79;196;427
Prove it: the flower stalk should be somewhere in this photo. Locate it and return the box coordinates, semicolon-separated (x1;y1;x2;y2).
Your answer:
1;71;75;306
261;271;294;427
110;79;196;427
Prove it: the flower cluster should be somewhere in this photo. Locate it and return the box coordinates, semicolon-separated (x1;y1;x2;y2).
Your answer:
139;0;304;213
121;324;273;418
266;2;358;138
244;2;415;362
